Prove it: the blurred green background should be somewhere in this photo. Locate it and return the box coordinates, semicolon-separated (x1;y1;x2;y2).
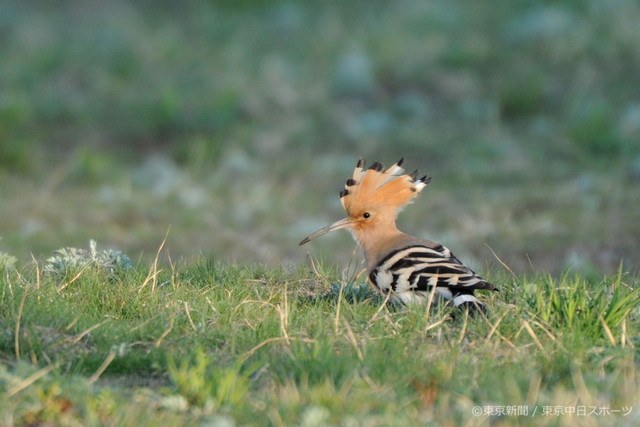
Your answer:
1;0;639;275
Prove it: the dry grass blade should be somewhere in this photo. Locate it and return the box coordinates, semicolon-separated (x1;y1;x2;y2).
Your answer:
5;364;58;398
530;320;559;343
456;308;469;344
30;253;41;291
239;337;316;364
423;277;439;322
232;300;278;320
424;316;449;334
278;287;291;347
482;311;520;349
342;318;364;361
65;315;81;331
14;287;30;361
154;315;175;347
58;261;94;292
485;244;515;277
334;278;346;335
484;310;508;342
70;319;109;345
367;290;392;326
621;319;633;349
139;227;170;294
599;315;616;346
522;320;544;351
184;301;197;331
88;351;116;384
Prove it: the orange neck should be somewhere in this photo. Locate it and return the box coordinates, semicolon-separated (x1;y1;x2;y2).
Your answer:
352;221;408;269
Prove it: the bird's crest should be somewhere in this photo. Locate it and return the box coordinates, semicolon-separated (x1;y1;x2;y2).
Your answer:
340;158;431;214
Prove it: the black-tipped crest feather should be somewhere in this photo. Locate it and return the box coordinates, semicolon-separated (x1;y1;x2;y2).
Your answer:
369;162;384;171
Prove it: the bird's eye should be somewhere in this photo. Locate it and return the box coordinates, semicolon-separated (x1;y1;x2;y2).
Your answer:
363;212;371;219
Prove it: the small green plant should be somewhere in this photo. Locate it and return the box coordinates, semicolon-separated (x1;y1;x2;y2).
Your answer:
0;252;17;271
167;348;252;410
0;237;17;271
44;239;133;278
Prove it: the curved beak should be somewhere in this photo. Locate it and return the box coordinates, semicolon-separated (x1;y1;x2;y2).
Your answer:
299;217;353;245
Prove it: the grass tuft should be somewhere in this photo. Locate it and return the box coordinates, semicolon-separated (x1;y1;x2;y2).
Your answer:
521;268;640;343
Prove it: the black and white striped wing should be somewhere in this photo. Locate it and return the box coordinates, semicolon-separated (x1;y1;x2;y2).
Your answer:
369;244;495;305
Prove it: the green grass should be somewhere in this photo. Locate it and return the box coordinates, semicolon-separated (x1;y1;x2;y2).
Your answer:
1;1;640;423
1;258;639;425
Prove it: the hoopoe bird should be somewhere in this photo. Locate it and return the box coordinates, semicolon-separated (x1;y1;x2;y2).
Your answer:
299;158;497;310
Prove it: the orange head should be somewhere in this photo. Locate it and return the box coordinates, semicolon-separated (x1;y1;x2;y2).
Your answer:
299;158;431;245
